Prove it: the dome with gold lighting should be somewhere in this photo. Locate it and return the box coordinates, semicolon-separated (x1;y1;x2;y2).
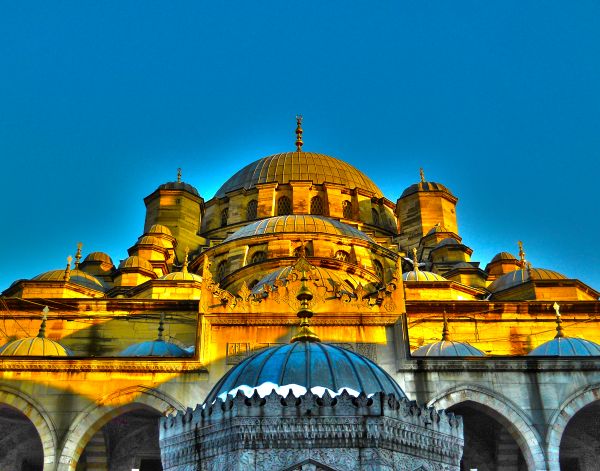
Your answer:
215;152;382;198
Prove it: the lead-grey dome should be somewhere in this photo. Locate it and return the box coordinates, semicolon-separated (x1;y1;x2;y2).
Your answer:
412;340;485;357
528;337;600;356
203;341;406;405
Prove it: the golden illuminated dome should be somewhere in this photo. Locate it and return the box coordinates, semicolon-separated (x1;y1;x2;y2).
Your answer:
118;255;155;273
83;252;114;265
33;269;105;291
147;224;173;236
215;152;382;198
224;215;374;243
160;271;202;282
0;337;72;356
490;252;518;263
488;267;567;293
403;270;447;281
400;181;454;199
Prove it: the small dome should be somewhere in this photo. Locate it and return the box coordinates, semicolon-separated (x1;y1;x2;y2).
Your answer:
488;267;567;293
136;235;168;247
33;269;105;291
412;340;485;357
224;215;374;243
251;265;376;294
157;181;200;197
402;270;447;282
400;181;454;199
160;271;202;282
528;337;600;356
118;340;191;357
118;256;154;272
490;252;517;263
215;152;382;198
83;252;114;265
147;224;173;236
203;341;405;405
0;337;72;357
452;262;475;269
433;238;460;248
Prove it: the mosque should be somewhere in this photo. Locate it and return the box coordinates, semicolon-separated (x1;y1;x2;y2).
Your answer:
0;117;599;470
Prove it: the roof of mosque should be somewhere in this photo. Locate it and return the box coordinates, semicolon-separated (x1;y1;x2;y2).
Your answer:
147;224;173;236
215;152;382;198
118;255;155;272
400;181;454;199
203;341;406;405
490;252;518;263
33;269;105;291
0;337;72;356
402;270;447;282
118;340;191;357
528;337;600;356
224;215;375;243
412;340;485;357
83;252;114;265
157;181;200;197
160;271;202;282
487;267;567;293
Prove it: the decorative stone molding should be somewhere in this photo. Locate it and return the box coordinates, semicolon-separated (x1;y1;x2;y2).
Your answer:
160;391;463;471
0;359;207;373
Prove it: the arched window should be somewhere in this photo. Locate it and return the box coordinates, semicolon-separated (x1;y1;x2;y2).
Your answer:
371;208;380;226
220;208;229;227
246;199;258;220
251;251;266;264
342;200;352;219
217;260;228;281
335;250;349;262
373;259;384;281
310;196;324;215
278;196;292;215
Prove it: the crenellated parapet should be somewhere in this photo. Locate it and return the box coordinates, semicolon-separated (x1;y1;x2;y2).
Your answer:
160;390;463;471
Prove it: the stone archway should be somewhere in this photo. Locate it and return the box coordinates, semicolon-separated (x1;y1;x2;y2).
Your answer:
57;386;183;471
0;386;58;471
546;383;600;471
428;385;547;471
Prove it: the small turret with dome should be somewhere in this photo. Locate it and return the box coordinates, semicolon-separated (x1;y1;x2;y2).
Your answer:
0;307;72;356
528;303;600;356
412;314;485;357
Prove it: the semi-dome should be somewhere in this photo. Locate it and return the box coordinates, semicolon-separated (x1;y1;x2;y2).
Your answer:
488;267;567;293
403;270;447;282
203;341;406;405
224;215;375;243
412;340;485;357
33;269;105;291
528;337;600;356
251;265;377;294
400;181;454;199
118;340;191;357
215;152;382;198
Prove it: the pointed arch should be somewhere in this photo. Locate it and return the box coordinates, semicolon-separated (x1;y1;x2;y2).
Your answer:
57;386;183;471
546;383;600;471
0;386;58;471
428;384;547;471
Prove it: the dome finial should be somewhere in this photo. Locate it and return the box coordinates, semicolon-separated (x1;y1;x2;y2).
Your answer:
157;313;165;341
553;302;564;338
63;256;73;281
182;246;189;274
74;242;83;269
295;115;304;151
420;167;425;183
412;247;419;273
38;306;49;338
291;271;320;343
441;311;450;341
518;241;527;268
177;168;182;183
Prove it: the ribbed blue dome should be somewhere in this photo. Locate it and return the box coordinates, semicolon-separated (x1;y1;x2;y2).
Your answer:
412;340;485;357
528;337;600;356
204;341;405;405
118;340;191;357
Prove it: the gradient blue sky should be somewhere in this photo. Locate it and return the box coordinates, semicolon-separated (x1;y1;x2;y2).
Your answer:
1;1;599;292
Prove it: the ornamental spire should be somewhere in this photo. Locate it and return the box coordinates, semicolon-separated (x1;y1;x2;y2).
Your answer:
63;256;72;281
420;167;425;183
441;312;450;341
182;246;189;274
518;241;526;268
38;306;49;338
412;247;419;273
177;168;182;183
291;270;320;343
157;313;165;341
553;302;564;338
74;242;83;269
295;115;304;151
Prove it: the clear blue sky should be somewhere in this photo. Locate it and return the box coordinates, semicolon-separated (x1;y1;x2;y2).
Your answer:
1;1;599;292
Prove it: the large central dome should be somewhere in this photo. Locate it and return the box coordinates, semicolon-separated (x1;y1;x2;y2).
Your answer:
215;151;382;198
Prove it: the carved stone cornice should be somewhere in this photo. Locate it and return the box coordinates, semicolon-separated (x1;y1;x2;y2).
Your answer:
0;358;208;373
